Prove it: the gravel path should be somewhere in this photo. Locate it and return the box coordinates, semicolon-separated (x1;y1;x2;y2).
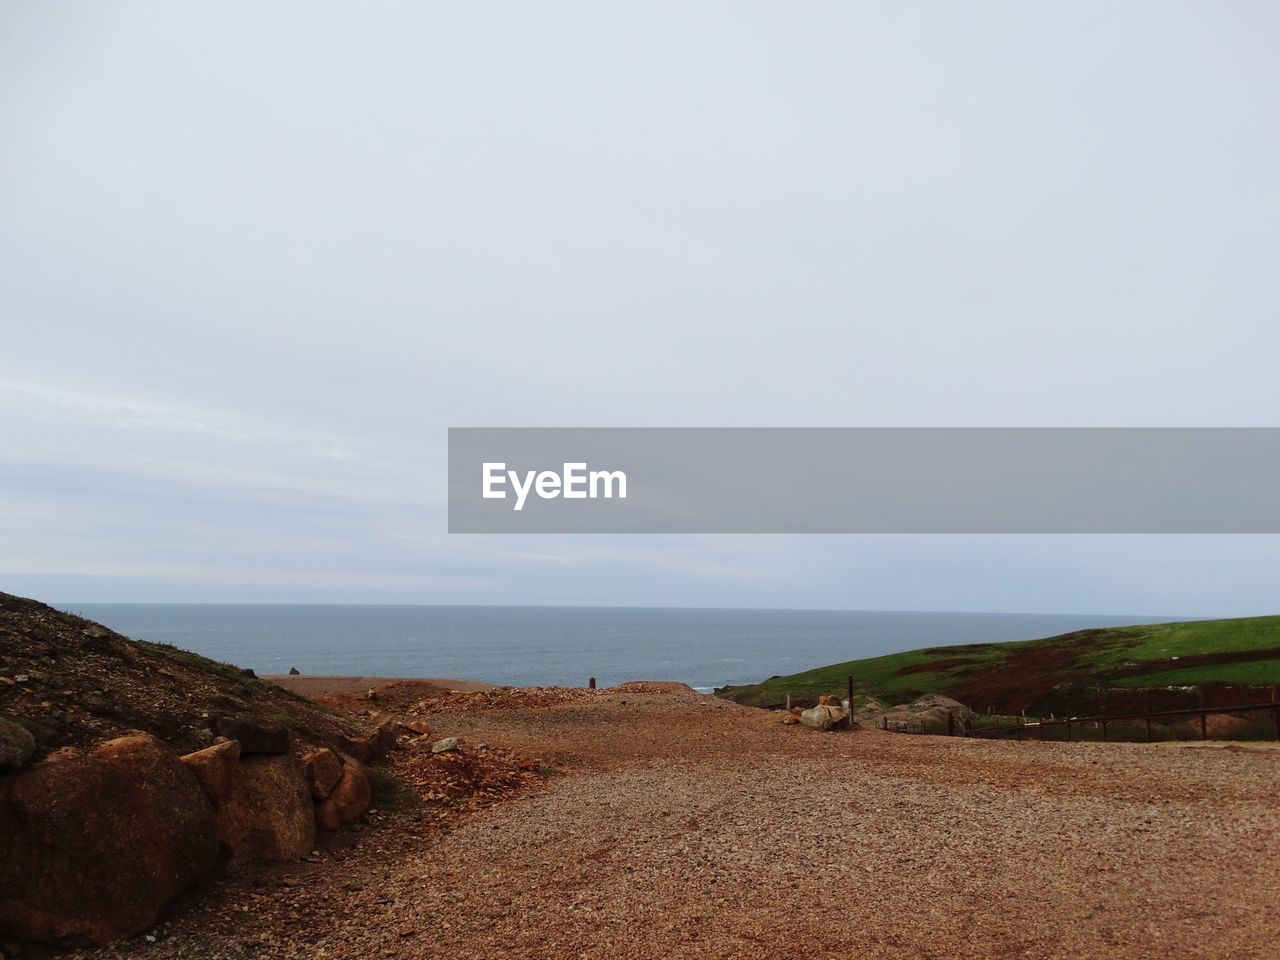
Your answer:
78;684;1280;960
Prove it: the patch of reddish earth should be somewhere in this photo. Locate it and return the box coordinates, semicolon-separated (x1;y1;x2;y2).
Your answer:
72;683;1280;960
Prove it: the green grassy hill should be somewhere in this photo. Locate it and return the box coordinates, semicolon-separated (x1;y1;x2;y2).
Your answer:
716;615;1280;715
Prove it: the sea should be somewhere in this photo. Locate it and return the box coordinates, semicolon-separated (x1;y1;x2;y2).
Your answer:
62;605;1178;692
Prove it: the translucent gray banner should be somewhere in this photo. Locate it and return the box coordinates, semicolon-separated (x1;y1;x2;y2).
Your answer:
447;428;1280;533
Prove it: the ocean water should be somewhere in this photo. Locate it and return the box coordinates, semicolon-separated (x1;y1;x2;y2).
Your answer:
63;604;1176;692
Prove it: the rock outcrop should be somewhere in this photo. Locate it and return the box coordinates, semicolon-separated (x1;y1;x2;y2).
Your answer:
0;733;217;946
0;592;381;948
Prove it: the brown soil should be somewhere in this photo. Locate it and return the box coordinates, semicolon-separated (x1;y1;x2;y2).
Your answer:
263;677;497;715
895;656;976;675
68;682;1280;960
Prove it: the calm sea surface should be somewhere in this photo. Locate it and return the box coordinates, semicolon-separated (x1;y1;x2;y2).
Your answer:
65;605;1173;691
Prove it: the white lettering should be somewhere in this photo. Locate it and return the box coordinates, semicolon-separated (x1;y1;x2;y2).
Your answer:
562;462;588;499
484;463;626;510
590;469;627;500
509;469;536;512
482;463;507;499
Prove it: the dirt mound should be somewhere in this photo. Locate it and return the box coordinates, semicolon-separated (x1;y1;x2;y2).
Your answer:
398;742;544;818
608;681;699;695
0;591;362;760
267;676;496;714
411;686;599;714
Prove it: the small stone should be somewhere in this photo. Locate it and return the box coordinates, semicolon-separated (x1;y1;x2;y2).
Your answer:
288;666;301;676
430;737;460;754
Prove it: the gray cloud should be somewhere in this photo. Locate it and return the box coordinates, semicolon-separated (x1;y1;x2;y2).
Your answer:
1;2;1278;612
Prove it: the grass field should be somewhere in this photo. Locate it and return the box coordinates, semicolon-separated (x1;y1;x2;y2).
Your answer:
716;614;1280;715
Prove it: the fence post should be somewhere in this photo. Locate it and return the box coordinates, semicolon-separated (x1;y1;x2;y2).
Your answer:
1200;710;1208;740
1101;720;1108;743
1017;716;1024;742
1066;719;1072;742
1144;702;1152;743
948;710;955;736
588;677;596;690
882;716;888;732
1273;687;1280;742
848;675;855;729
786;693;791;711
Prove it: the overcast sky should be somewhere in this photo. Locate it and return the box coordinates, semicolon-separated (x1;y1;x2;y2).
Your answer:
2;2;1278;614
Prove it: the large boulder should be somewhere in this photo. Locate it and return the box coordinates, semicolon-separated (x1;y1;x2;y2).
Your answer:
315;756;372;831
214;754;315;861
0;718;35;770
799;704;846;731
0;733;217;946
180;739;241;804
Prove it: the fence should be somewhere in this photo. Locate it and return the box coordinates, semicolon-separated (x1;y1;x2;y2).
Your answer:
874;688;1280;743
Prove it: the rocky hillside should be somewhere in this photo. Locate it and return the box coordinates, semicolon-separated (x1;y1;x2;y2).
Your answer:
0;590;360;759
0;591;394;948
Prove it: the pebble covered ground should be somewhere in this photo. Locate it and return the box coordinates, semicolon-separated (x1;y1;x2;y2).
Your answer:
70;683;1280;960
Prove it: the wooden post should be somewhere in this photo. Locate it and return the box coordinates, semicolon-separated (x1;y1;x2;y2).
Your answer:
1200;710;1208;740
1272;686;1280;742
786;693;791;711
1144;702;1152;743
1017;716;1024;742
948;710;955;736
882;716;888;731
588;677;596;690
1101;720;1108;743
1066;719;1072;742
847;675;854;729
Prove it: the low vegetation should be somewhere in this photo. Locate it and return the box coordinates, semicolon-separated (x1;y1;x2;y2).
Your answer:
717;614;1280;716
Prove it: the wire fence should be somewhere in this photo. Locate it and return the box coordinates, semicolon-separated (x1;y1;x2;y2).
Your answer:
875;688;1280;743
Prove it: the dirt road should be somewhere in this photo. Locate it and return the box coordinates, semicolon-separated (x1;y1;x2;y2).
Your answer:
80;683;1280;960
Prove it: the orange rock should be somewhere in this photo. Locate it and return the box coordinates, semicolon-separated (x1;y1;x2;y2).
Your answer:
0;733;217;946
315;755;372;831
215;754;315;861
181;739;241;804
339;719;398;765
303;747;343;799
